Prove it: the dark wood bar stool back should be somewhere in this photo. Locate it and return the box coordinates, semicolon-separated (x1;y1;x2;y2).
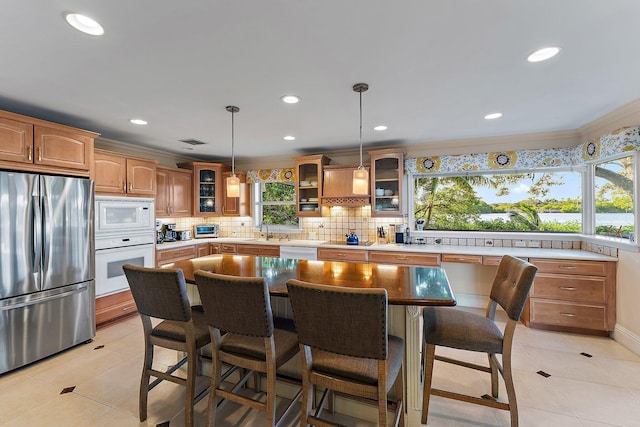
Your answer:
421;255;537;427
122;264;211;427
286;279;405;427
193;270;301;427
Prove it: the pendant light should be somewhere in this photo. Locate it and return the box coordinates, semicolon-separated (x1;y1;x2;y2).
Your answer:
225;105;240;198
352;83;369;195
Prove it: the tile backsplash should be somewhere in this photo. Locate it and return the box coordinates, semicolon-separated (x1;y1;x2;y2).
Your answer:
158;206;619;257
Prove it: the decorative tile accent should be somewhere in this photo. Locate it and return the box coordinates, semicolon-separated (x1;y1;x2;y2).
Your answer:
580;352;593;358
60;386;76;394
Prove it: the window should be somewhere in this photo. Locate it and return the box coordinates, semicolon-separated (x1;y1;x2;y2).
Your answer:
253;182;299;230
412;170;583;232
594;154;635;240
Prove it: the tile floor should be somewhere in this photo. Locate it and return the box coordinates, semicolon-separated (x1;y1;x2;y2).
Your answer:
1;311;640;426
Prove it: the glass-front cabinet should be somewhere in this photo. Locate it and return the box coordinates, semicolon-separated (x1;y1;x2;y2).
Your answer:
178;162;228;216
294;154;330;217
369;149;404;217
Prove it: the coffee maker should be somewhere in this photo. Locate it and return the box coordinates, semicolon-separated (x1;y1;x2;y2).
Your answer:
156;220;164;244
162;223;177;242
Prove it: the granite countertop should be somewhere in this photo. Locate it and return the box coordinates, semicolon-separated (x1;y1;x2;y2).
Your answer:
155;237;617;262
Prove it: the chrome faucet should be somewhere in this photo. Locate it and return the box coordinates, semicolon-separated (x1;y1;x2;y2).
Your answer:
260;221;272;241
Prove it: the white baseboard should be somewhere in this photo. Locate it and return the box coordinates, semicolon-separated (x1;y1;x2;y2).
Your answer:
613;324;640;357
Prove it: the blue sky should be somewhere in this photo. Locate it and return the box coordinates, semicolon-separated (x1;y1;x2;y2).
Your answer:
474;172;582;204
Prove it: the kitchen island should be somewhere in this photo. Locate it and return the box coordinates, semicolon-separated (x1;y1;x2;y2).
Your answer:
170;254;456;424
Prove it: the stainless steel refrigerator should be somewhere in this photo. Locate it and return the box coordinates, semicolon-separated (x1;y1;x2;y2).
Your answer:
0;171;95;374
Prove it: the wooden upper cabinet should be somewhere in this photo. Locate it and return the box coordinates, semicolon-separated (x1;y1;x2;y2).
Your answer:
94;149;158;196
222;171;249;216
34;126;92;170
156;166;192;217
127;159;156;196
178;162;229;217
295;154;330;217
0;110;97;176
322;165;371;207
369;149;404;217
0;117;33;164
94;151;126;194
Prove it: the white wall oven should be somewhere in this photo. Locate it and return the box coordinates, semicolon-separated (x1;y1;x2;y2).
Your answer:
95;197;155;297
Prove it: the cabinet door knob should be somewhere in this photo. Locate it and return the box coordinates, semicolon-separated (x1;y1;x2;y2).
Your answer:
36;146;42;162
27;145;32;161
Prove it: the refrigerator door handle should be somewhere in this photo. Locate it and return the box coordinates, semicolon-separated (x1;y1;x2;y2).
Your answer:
0;284;88;312
41;190;50;276
32;194;42;273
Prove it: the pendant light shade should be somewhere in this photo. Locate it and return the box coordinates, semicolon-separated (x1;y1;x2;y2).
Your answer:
352;83;369;195
226;105;240;198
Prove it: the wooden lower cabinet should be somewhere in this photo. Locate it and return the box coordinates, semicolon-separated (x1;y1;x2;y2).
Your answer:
96;290;137;327
236;244;280;257
220;244;237;254
317;248;368;262
156;245;197;266
369;251;440;267
196;243;211;257
524;258;616;334
441;253;482;264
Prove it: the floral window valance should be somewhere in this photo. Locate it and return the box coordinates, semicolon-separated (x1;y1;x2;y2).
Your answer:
405;125;640;174
247;168;296;184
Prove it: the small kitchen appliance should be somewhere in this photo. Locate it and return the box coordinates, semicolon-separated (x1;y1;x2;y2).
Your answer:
194;223;220;238
162;223;177;242
156;220;164;244
345;231;359;245
177;230;192;241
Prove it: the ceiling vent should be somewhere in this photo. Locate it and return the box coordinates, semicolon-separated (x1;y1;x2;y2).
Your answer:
180;138;207;146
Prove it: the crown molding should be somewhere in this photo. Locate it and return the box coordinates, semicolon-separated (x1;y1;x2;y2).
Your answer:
95;137;197;168
579;97;640;142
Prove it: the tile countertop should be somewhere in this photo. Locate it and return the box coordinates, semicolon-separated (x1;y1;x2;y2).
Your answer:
155;238;618;262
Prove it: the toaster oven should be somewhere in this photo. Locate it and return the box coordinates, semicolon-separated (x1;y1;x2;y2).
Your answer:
194;223;219;238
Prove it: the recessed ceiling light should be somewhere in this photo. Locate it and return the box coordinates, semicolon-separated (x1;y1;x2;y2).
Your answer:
373;125;387;131
281;95;300;104
64;13;104;36
129;119;148;125
284;135;296;141
484;112;503;120
527;47;560;63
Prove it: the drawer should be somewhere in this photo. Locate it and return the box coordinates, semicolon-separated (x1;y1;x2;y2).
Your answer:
237;244;280;257
482;255;528;266
528;258;608;276
96;290;137;327
441;254;483;264
532;273;607;303
156;245;196;265
318;248;368;262
369;251;440;266
220;244;237;254
529;299;607;331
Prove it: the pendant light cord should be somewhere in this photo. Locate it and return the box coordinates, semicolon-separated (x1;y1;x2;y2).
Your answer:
231;110;235;175
359;90;363;168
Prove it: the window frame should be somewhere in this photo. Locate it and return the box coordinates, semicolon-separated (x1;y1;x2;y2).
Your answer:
252;182;301;232
408;153;639;249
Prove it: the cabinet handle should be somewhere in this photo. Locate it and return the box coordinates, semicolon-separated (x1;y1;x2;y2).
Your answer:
559;265;577;270
123;183;126;193
122;306;134;311
560;312;577;317
36;146;42;162
27;146;32;161
337;253;345;257
168;204;172;214
395;256;408;260
559;286;576;291
128;182;132;192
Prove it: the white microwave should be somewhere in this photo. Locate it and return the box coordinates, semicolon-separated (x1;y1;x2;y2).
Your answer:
95;196;155;235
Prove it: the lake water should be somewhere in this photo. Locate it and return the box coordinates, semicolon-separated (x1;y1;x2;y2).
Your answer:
479;213;633;226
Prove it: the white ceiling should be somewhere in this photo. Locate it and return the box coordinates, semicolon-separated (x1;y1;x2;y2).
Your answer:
2;1;640;162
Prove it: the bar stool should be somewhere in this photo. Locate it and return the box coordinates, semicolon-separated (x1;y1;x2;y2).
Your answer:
286;279;405;427
193;270;301;427
421;255;537;427
122;264;211;427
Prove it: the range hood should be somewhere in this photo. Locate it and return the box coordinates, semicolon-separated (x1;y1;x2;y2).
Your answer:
321;165;370;206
